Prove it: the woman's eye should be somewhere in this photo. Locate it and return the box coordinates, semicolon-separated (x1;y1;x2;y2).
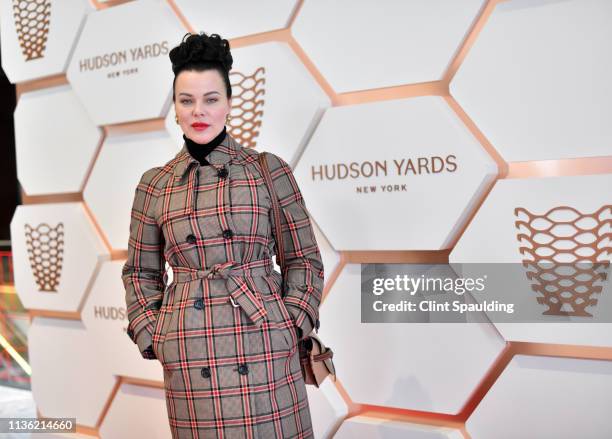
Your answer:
207;98;218;103
180;99;192;104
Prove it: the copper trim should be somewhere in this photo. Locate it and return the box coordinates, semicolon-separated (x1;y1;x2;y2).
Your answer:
90;0;132;10
95;376;121;428
443;0;500;84
506;156;612;179
15;74;68;100
104;118;166;136
20;190;83;204
342;250;451;264
121;375;165;389
166;0;194;32
27;308;80;319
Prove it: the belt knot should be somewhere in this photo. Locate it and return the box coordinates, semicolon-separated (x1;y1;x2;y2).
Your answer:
169;258;275;327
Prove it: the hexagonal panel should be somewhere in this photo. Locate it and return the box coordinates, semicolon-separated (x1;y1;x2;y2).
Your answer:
82;260;164;381
318;264;504;414
67;0;186;125
311;219;340;281
14;85;102;196
294;96;497;251
466;355;612;439
450;174;612;346
335;415;464;439
0;0;92;83
293;0;485;92
84;130;178;250
451;0;612;161
307;379;348;439
99;382;171;439
174;0;298;39
10;202;109;312
165;42;330;167
29;316;116;427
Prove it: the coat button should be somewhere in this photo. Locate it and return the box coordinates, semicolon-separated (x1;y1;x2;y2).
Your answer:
194;298;204;310
217;168;228;179
186;234;197;244
222;229;233;239
201;367;211;378
237;363;249;375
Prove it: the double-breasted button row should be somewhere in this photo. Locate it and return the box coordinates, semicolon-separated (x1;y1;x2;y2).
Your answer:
194;298;204;310
186;231;232;244
201;364;248;379
217;168;228;179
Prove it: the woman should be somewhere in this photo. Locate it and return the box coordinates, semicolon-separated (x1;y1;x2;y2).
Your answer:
122;32;324;439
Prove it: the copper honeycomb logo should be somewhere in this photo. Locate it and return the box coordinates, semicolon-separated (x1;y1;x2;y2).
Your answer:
515;205;611;317
229;67;265;148
24;222;64;292
12;0;51;61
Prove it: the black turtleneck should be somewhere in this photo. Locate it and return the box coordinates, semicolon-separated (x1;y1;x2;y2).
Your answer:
184;126;227;166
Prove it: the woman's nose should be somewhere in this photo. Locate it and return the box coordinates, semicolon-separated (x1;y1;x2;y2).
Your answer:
193;102;206;116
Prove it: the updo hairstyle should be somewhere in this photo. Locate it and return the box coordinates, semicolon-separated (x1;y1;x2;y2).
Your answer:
169;32;233;100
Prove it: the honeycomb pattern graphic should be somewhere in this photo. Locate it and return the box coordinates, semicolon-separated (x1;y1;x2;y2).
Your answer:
515;205;611;316
24;222;64;292
12;0;51;61
228;67;265;148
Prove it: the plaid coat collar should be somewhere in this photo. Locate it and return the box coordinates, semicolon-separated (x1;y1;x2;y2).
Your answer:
172;131;239;177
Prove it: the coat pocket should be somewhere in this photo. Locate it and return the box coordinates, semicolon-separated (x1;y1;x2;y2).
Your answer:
260;289;298;353
151;283;178;363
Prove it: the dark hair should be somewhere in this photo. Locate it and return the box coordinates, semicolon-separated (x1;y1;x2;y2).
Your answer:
169;32;233;101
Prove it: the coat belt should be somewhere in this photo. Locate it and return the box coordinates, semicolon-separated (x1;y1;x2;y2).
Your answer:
170;259;274;327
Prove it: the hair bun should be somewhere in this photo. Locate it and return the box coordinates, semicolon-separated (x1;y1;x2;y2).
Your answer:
169;32;233;74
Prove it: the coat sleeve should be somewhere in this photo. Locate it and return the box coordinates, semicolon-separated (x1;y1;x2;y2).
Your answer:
121;168;165;359
265;153;324;339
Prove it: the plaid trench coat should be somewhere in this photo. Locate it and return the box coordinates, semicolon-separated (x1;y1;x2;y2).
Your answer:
121;133;324;439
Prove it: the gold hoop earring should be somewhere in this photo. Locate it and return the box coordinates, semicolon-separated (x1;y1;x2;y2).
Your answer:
175;114;179;124
225;113;232;123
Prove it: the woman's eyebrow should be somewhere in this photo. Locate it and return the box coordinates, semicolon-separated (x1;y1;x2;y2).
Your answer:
178;91;221;97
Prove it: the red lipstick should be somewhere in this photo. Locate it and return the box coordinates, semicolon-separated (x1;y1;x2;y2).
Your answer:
191;122;209;131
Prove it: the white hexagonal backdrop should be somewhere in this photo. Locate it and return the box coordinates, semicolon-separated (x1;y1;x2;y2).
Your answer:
319;264;504;414
14;84;102;196
174;0;298;39
82;260;164;381
10;202;109;312
0;0;92;83
293;0;486;92
306;379;348;439
5;0;612;436
450;174;612;347
335;415;464;439
99;383;171;439
295;96;497;251
29;317;116;427
466;355;612;439
451;0;612;161
83;130;179;250
66;0;186;125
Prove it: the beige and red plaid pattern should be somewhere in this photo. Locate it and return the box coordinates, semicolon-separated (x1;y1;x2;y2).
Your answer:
122;133;323;438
